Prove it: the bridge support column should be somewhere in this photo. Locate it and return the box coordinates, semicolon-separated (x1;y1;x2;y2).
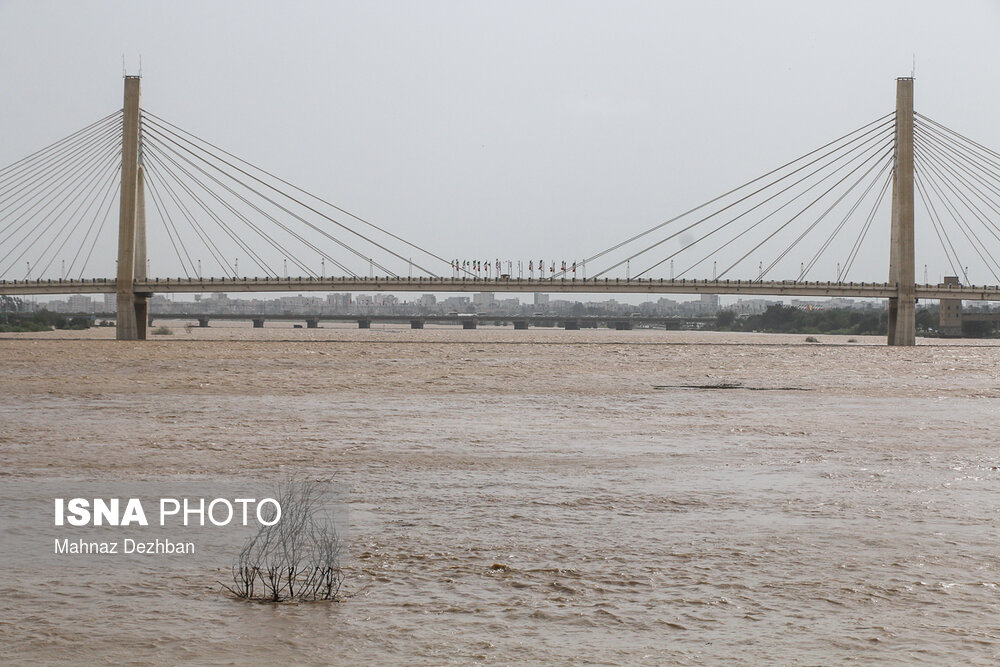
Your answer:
513;319;529;330
410;319;424;329
306;317;319;328
134;295;148;339
888;77;916;346
197;316;210;328
358;319;371;329
116;75;142;341
939;276;963;337
252;318;265;328
563;319;580;330
462;319;478;329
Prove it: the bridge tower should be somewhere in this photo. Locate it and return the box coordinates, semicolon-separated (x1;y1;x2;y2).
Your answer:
115;75;148;340
887;77;915;346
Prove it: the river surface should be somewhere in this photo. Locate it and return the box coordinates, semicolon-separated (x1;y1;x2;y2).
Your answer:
1;324;998;665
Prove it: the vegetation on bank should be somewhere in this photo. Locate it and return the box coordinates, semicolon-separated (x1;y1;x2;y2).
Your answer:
0;298;92;332
959;320;1000;337
713;304;997;337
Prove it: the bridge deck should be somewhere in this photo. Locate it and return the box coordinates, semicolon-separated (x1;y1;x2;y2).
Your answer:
1;277;999;301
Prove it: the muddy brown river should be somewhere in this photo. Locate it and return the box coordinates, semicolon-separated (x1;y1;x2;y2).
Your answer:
1;324;998;664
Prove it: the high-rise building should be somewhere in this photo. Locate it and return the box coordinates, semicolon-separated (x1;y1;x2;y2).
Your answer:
326;293;351;309
67;295;94;313
473;292;495;309
700;293;720;313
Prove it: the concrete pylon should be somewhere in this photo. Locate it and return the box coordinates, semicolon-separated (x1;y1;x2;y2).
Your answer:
116;76;143;340
887;77;916;346
133;162;148;340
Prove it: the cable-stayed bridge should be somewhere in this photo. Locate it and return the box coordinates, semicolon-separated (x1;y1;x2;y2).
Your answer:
1;77;999;344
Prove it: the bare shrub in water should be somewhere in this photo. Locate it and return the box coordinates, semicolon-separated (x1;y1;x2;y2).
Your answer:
224;478;344;602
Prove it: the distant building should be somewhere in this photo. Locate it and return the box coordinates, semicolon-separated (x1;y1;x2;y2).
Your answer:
473;292;495;309
149;295;170;313
326;293;351;310
103;293;116;312
440;296;471;311
533;293;549;306
67;295;94;313
497;298;521;312
657;297;679;312
700;293;720;313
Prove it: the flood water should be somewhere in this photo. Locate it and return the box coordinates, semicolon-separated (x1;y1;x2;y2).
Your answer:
1;324;999;664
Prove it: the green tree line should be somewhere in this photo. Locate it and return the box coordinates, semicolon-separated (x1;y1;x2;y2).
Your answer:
1;298;92;333
713;304;964;336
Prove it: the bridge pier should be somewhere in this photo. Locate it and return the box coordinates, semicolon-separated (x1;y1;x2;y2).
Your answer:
358;318;371;329
252;317;265;328
614;320;633;330
115;76;144;341
939;276;963;337
134;295;148;339
887;77;916;346
197;316;210;328
562;319;581;330
410;318;424;329
512;319;529;330
306;317;319;328
461;318;478;329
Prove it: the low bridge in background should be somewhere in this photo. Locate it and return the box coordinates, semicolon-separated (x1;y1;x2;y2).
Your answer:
140;312;717;331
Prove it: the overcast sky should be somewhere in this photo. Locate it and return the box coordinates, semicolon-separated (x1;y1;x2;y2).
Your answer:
2;0;1000;292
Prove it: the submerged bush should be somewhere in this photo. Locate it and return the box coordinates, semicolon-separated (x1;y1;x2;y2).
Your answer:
224;478;344;603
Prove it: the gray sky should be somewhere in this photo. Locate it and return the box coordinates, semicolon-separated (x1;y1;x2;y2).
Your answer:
2;0;1000;290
